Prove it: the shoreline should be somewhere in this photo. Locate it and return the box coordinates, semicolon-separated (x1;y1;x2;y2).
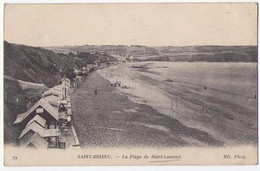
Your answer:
70;69;224;148
97;62;257;146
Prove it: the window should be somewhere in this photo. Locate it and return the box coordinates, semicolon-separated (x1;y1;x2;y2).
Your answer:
36;108;44;114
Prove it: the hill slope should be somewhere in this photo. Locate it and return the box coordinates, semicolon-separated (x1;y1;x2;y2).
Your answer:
47;45;257;62
4;41;117;146
4;41;117;87
4;76;48;145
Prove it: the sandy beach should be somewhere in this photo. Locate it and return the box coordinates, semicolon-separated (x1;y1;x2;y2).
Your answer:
97;62;257;146
71;71;224;148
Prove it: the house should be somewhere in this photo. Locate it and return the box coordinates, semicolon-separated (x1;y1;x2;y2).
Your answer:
61;77;71;88
26;115;46;128
42;88;61;98
43;94;59;105
61;86;69;99
19;122;60;149
14;98;59;129
20;132;48;149
43;84;70;100
66;101;72;116
13;74;74;150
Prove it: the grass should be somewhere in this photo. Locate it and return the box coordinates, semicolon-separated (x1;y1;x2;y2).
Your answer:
4;77;46;146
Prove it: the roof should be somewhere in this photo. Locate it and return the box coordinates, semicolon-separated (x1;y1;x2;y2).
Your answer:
44;94;70;108
58;99;70;105
20;132;48;149
42;84;71;98
19;122;45;139
14;98;59;124
61;77;70;82
26;115;46;128
44;95;60;107
42;89;61;97
42;85;64;97
52;84;64;90
48;100;59;107
19;122;60;139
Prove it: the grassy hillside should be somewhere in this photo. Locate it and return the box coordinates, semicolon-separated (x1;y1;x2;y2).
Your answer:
149;46;258;62
47;45;257;62
67;51;117;64
4;76;47;145
4;41;117;145
47;45;159;59
4;41;117;87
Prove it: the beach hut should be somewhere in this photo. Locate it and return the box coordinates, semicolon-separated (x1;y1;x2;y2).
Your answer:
19;122;60;149
43;84;70;100
20;132;48;149
14;98;59;129
61;77;71;88
26;115;47;128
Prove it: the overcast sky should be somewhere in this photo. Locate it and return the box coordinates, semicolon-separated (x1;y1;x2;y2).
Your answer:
4;3;257;47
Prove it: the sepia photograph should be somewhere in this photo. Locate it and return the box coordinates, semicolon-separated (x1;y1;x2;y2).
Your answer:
2;2;258;166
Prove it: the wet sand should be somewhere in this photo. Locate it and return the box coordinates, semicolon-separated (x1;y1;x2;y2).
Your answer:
97;62;258;146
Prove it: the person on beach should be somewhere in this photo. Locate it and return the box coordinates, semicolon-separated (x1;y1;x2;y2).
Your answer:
95;89;97;95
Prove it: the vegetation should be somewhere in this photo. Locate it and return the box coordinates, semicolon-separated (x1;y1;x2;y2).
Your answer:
47;44;257;62
4;76;46;145
4;41;118;146
60;67;76;81
4;41;118;87
68;51;117;64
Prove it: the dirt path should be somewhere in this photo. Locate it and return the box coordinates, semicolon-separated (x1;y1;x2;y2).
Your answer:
71;71;223;148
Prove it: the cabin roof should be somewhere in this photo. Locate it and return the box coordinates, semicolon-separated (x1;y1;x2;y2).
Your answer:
14;98;59;124
26;115;46;128
19;122;46;139
19;122;60;139
42;84;64;97
42;84;69;97
61;77;70;82
42;89;61;97
44;95;60;107
20;132;48;149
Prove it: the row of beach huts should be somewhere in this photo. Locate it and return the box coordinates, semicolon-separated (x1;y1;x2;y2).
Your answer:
13;77;74;149
13;63;100;150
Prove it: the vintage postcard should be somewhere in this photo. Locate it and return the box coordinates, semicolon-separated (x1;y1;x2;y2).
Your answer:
3;3;258;166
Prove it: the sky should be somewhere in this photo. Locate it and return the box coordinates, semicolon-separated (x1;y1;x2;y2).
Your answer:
4;3;258;47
